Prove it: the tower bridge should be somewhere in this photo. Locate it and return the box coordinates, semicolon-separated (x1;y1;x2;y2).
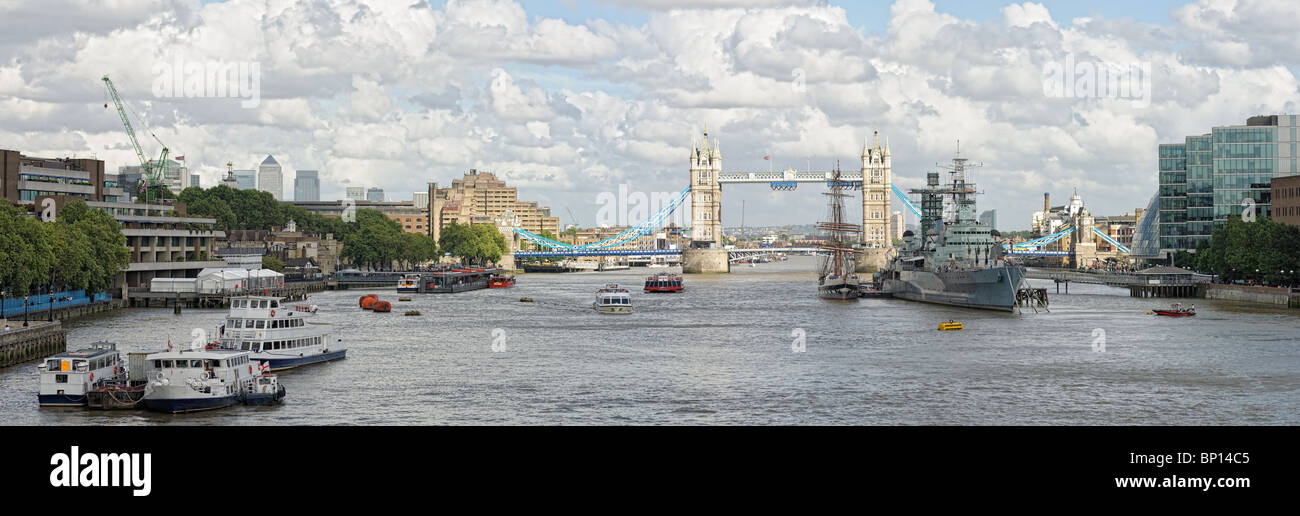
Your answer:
503;127;896;273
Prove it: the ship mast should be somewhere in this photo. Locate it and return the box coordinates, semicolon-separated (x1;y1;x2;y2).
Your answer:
817;162;861;278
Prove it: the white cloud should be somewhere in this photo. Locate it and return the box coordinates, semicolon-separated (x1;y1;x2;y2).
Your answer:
3;0;1298;226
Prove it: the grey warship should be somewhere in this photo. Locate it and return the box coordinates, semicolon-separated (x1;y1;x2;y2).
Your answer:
881;150;1025;311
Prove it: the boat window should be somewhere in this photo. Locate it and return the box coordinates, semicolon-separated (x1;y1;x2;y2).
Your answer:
271;301;279;308
161;360;173;368
153;360;162;368
232;319;242;328
241;342;250;351
47;360;60;369
174;360;187;368
255;320;265;329
192;360;203;367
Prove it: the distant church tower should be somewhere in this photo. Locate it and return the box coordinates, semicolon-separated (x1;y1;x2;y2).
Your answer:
690;127;723;248
861;128;892;247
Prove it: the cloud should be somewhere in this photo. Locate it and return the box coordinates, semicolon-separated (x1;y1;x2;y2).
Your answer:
2;0;1298;229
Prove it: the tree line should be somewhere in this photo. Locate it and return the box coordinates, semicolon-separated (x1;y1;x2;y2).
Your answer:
1194;217;1300;285
0;201;130;297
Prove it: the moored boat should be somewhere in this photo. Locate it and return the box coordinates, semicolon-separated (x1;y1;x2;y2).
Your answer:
37;342;127;407
816;164;861;300
594;284;633;314
397;274;421;294
216;296;347;371
882;147;1025;311
488;275;516;288
139;348;260;413
243;363;286;406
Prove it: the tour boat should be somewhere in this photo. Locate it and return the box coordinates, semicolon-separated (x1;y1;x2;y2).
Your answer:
643;273;684;293
216;296;347;371
139;348;261;413
488;275;516;288
37;342;127;407
1152;303;1196;317
594;284;633;314
397;274;421;294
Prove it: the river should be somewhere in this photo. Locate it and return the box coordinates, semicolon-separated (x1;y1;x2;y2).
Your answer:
1;256;1296;425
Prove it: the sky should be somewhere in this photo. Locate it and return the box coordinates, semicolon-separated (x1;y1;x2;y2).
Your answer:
3;0;1299;231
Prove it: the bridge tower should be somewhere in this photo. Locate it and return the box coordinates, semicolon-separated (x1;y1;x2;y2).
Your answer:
682;127;730;273
861;128;891;247
689;127;723;248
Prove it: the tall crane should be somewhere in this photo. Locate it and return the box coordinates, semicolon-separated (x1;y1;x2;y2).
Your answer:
102;75;169;203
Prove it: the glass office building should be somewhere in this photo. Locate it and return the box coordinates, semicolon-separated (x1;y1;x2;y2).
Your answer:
1153;114;1300;257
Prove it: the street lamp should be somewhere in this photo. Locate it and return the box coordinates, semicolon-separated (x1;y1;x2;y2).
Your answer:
1;288;6;322
22;295;29;327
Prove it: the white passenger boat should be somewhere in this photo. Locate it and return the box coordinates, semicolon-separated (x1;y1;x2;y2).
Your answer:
397;273;421;294
594;284;633;314
37;342;127;407
140;348;261;413
216;296;346;371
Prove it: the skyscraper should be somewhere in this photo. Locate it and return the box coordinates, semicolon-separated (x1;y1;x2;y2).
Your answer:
294;170;319;201
234;170;256;190
1154;114;1300;256
413;191;429;210
258;155;282;200
366;187;384;202
345;186;364;200
190;173;200;188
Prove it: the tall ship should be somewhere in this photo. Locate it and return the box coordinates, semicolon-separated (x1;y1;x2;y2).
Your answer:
882;149;1025;311
215;296;346;371
817;165;863;300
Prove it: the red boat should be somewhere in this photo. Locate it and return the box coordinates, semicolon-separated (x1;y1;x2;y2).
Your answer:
1152;303;1195;317
488;275;515;288
644;273;684;293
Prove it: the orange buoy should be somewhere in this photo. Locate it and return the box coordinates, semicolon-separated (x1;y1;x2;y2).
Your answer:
359;294;379;309
372;301;392;313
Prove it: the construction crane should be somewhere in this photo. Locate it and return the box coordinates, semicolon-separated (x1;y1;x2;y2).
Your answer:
102;74;169;203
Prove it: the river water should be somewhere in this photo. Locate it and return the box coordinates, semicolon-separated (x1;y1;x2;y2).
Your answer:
1;256;1296;425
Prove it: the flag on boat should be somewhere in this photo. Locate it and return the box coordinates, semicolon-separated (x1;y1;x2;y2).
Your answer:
258;362;269;373
166;338;172;350
763;156;770;160
175;156;185;161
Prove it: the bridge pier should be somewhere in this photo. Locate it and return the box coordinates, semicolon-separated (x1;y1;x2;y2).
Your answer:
682;249;730;273
855;248;890;273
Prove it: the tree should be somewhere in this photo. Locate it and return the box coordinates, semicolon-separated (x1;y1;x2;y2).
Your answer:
0;205;55;297
62;200;130;293
438;222;506;266
341;209;403;270
262;256;285;272
1197;216;1300;284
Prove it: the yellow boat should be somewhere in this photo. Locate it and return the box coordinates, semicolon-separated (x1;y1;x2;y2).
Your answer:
404;311;421;316
938;321;963;331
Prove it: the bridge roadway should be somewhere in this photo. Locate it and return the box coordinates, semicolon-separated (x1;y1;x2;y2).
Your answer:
1024;268;1142;287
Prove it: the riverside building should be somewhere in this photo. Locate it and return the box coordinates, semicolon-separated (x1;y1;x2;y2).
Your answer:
1152;114;1300;257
